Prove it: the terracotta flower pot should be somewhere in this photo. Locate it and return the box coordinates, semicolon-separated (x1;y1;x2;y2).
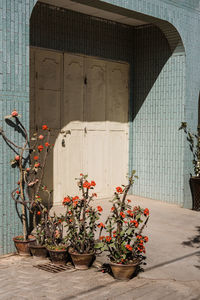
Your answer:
29;244;48;258
69;250;95;270
110;261;139;280
13;235;36;256
48;249;68;265
189;177;200;210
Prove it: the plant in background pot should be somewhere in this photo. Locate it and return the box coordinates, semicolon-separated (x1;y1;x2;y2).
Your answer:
95;171;149;280
45;214;68;265
63;174;102;270
29;193;51;258
0;110;52;255
179;122;200;210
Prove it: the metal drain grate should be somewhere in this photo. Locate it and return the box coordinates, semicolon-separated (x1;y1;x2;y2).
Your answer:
34;263;76;273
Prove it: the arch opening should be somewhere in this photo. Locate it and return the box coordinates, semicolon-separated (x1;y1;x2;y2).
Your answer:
29;1;186;206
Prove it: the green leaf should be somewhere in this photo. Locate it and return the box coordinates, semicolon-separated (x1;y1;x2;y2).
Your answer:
94;242;104;249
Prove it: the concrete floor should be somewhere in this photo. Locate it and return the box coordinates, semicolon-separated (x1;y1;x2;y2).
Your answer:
0;195;200;299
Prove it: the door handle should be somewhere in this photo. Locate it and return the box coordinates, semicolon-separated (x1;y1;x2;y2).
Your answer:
60;129;71;137
84;127;87;134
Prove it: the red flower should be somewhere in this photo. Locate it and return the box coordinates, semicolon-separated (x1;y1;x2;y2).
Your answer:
91;181;96;186
26;168;30;172
83;181;91;189
15;155;20;161
11;110;18;117
127;199;131;203
73;201;78;207
63;197;71;204
127;210;133;217
144;208;149;216
105;236;112;242
130;220;138;227
68;211;72;215
38;135;44;140
34;156;39;160
17;181;20;185
16;190;20;194
97;206;103;212
120;211;125;218
38;145;44;152
80;173;83;176
116;186;123;193
92;193;97;197
98;222;105;228
144;236;149;243
42;125;48;130
138;245;145;253
137;235;142;240
72;196;79;201
99;236;105;240
37;211;41;216
111;207;115;211
125;244;133;251
45;142;50;147
34;163;40;168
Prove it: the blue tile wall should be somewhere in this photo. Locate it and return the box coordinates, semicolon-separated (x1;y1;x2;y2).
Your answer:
0;0;199;254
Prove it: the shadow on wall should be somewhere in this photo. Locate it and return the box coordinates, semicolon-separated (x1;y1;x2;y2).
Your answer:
132;25;172;120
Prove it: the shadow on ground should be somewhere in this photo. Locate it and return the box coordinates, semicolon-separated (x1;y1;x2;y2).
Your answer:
182;225;200;269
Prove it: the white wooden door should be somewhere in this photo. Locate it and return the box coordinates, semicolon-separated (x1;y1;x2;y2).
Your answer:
61;53;85;198
31;48;129;203
30;48;63;204
106;61;129;194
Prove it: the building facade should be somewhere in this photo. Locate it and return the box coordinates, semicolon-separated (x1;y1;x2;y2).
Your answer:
0;0;199;254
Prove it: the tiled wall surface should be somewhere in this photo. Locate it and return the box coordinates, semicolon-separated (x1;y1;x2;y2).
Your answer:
0;0;199;254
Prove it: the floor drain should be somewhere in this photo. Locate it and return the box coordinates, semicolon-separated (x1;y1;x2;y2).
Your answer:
34;263;76;273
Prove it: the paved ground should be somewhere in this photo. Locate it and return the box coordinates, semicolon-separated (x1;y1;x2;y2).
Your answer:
0;196;200;300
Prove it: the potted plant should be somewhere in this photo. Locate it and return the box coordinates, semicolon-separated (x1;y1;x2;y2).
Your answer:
95;170;149;280
29;197;50;258
0;110;52;255
45;214;68;265
63;174;102;270
179;122;200;210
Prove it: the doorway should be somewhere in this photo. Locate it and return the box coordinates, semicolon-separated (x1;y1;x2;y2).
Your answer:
30;47;129;203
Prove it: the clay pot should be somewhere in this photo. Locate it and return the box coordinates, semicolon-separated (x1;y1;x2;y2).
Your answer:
13;235;36;256
110;261;139;280
189;177;200;210
48;249;68;265
69;250;95;270
29;244;48;258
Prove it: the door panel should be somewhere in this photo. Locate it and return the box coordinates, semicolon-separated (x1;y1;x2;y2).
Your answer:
83;130;108;198
54;129;84;201
63;54;84;126
107;62;129;129
85;58;106;128
35;50;63;129
108;130;129;193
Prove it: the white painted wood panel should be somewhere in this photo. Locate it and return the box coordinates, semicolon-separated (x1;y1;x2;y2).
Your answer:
31;48;129;204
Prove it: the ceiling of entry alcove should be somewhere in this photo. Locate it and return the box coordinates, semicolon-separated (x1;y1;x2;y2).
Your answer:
40;0;149;26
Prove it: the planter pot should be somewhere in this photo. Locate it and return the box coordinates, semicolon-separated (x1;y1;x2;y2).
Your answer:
110;261;139;280
69;250;95;270
29;244;48;258
189;177;200;211
48;249;68;265
13;235;36;256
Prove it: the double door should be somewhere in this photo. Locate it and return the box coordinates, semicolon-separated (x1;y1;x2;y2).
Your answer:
30;48;129;203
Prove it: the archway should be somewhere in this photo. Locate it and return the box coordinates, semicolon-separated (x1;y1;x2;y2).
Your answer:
29;0;185;206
